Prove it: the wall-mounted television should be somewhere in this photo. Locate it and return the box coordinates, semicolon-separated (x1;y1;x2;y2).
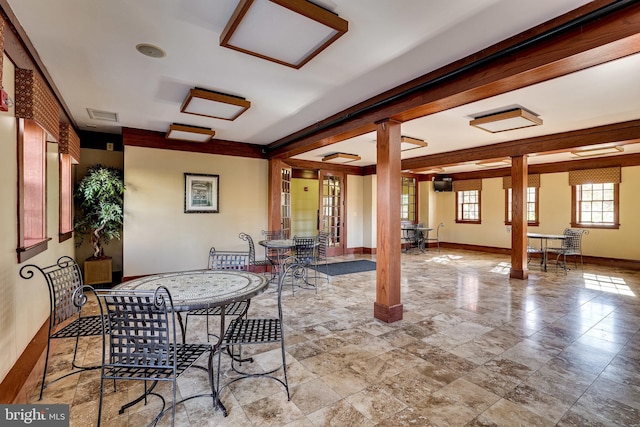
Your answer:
433;178;453;192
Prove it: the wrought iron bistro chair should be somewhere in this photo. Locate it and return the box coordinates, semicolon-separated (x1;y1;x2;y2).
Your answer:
261;229;287;278
546;228;589;273
401;221;416;252
313;231;330;283
292;235;318;293
426;222;445;252
19;256;106;400
215;258;297;416
95;286;213;427
238;232;272;274
184;248;251;342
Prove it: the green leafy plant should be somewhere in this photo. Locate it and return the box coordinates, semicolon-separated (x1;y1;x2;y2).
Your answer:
74;164;125;259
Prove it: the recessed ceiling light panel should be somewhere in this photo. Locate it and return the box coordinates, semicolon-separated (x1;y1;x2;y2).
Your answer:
400;136;428;151
166;124;215;143
220;0;348;69
181;88;250;121
571;146;624;157
470;108;542;133
87;108;119;122
322;152;360;163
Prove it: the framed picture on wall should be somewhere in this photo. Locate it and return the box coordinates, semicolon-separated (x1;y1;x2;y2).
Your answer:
184;173;219;213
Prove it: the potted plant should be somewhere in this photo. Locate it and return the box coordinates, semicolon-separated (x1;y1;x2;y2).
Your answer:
74;164;125;284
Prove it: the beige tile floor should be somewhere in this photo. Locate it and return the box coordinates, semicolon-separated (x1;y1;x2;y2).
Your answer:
30;249;640;426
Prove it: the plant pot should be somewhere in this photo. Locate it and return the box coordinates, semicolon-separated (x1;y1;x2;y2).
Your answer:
84;257;112;285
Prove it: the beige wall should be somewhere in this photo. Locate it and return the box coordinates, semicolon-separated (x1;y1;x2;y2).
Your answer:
346;174;364;249
0;54;75;382
427;170;640;260
291;178;319;237
75;148;125;272
123;146;269;276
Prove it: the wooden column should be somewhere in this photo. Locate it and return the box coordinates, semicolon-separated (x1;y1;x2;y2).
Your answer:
509;155;529;279
374;119;403;322
268;158;284;232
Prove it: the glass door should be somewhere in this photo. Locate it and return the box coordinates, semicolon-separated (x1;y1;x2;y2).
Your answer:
319;170;345;257
281;167;291;238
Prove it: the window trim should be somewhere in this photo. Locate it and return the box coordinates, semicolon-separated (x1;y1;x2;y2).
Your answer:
17;118;50;262
400;176;417;223
571;182;620;229
455;189;481;224
505;187;540;227
59;153;73;242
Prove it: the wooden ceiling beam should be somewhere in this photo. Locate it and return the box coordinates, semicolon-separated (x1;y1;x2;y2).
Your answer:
267;1;640;160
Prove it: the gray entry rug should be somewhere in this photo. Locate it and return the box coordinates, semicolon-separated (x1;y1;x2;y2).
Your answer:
310;260;376;276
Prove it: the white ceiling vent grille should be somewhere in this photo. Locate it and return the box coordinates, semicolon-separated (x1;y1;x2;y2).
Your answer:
87;108;119;122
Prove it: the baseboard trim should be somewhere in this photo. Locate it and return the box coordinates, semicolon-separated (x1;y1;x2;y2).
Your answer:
0;320;48;403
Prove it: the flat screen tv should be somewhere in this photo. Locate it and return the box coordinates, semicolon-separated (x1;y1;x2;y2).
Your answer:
433;179;453;192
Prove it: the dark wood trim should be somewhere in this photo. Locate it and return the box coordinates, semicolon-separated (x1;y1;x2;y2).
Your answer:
404;120;640;171
373;302;403;323
267;1;639;159
0;319;48;404
284;158;363;175
16;238;50;263
122;127;266;159
58;231;72;243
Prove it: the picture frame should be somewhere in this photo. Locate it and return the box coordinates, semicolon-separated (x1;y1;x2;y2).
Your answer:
184;173;219;213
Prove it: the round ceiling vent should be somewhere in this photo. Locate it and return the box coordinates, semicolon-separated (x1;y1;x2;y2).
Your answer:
136;43;166;58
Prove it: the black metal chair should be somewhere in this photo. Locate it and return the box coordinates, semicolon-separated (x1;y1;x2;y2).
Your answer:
426;222;445;252
184;248;250;342
19;256;106;400
215;258;297;416
292;235;318;293
94;286;213;427
238;232;272;274
546;228;589;273
312;231;330;282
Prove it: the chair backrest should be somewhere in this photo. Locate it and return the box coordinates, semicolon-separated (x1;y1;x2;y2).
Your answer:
317;231;329;260
238;232;256;265
436;222;445;238
20;256;84;328
293;236;316;264
208;247;249;270
97;286;176;372
563;228;587;254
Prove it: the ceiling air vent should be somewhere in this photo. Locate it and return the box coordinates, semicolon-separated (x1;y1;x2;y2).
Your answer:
87;108;119;122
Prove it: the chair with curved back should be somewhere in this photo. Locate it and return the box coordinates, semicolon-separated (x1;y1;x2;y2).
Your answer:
215;258;298;416
95;286;213;427
184;247;250;342
19;256;106;400
313;230;330;282
238;232;271;274
292;235;318;293
546;228;589;273
426;222;445;252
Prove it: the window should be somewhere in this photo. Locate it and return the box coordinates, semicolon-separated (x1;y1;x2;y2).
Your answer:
506;187;539;226
17;119;49;262
400;176;417;222
569;167;620;229
572;182;619;228
456;190;481;223
59;153;73;241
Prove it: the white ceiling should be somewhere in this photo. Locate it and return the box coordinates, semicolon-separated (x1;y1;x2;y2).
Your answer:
5;0;640;172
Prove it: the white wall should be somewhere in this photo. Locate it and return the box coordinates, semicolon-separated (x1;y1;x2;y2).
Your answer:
123;146;269;276
0;54;75;382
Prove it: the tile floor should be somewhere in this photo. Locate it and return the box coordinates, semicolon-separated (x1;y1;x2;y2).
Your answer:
29;249;640;426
